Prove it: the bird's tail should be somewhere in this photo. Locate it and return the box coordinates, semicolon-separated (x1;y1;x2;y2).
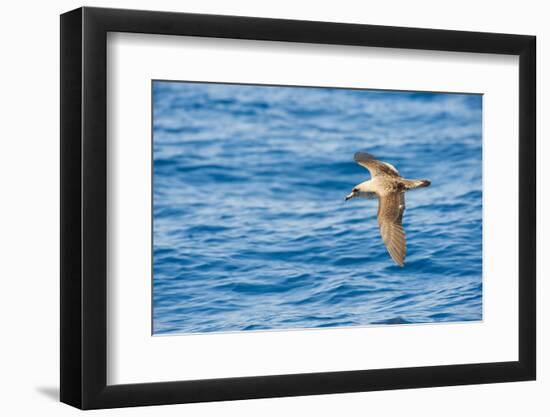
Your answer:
404;179;431;190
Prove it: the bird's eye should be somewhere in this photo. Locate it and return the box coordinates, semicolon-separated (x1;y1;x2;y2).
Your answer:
353;188;359;193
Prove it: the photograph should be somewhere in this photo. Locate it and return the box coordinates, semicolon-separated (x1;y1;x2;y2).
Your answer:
0;0;542;414
152;80;483;335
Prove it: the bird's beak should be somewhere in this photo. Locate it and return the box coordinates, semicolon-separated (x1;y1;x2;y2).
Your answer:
345;192;355;201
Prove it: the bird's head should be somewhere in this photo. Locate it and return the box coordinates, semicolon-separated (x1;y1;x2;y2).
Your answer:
345;187;360;201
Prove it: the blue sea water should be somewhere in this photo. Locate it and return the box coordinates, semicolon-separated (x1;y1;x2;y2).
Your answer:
152;81;483;335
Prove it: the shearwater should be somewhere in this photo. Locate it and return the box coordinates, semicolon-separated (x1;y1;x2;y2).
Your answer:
345;152;431;267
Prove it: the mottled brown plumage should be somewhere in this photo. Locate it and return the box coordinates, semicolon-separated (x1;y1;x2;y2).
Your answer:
345;152;430;266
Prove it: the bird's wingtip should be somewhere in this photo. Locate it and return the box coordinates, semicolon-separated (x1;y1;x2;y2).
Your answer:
354;151;376;162
393;259;405;267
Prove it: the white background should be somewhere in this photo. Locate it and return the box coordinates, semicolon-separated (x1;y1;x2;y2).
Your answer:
108;33;518;384
0;0;546;416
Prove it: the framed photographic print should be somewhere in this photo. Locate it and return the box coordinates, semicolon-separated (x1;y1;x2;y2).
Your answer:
60;6;536;410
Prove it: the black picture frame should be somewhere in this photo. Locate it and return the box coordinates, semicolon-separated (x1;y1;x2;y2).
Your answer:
60;6;536;410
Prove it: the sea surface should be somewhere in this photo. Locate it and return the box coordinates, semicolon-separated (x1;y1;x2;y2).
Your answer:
152;81;483;335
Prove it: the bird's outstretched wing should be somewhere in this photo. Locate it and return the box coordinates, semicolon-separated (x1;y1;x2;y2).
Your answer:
377;192;406;266
354;152;400;177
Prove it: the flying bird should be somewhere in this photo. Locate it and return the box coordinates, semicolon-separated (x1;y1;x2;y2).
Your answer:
345;152;431;267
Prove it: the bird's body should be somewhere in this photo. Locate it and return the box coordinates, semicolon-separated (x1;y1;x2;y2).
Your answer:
345;152;430;267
